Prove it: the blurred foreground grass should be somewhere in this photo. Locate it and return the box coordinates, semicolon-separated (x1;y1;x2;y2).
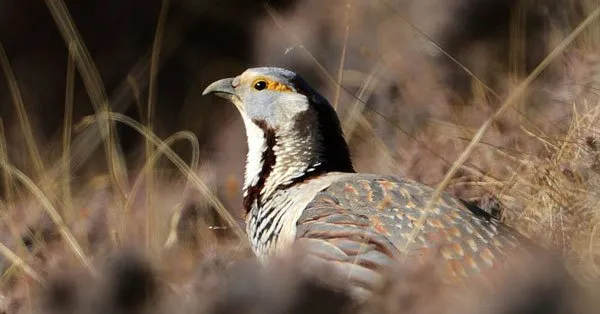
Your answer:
1;0;600;313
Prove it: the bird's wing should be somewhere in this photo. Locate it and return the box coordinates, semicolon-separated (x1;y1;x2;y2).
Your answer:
294;173;529;298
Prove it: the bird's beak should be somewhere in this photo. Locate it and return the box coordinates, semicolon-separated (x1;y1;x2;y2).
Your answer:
202;78;236;101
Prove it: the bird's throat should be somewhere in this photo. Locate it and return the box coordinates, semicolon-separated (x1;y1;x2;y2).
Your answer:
242;118;277;213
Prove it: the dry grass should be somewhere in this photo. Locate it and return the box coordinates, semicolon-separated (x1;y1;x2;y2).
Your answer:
2;0;600;313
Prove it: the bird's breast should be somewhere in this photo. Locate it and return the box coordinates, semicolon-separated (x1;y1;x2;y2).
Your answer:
245;172;359;259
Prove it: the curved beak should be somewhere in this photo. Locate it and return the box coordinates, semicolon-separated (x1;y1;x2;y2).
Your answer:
202;78;236;100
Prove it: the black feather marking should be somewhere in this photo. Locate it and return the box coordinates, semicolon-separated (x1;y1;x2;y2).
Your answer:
243;119;277;213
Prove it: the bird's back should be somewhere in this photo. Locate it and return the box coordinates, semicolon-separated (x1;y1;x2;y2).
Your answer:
294;173;534;298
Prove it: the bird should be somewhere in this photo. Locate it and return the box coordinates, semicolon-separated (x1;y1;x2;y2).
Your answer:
201;67;556;300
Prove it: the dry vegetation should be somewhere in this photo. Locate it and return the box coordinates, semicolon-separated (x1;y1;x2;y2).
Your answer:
2;0;600;313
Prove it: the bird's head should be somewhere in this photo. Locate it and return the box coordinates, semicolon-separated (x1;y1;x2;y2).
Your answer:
202;67;322;128
203;67;354;211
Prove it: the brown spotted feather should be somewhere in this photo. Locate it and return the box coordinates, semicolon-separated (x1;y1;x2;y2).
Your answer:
294;173;531;297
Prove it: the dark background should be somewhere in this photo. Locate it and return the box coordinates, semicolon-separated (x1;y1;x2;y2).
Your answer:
0;0;579;205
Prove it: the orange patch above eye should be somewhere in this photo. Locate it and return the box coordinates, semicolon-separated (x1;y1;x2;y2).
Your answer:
254;78;293;92
266;80;293;92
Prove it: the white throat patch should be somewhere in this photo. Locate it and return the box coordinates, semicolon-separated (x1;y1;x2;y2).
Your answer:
240;114;266;194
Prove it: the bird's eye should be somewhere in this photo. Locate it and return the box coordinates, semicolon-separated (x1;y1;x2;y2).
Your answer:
254;80;267;91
